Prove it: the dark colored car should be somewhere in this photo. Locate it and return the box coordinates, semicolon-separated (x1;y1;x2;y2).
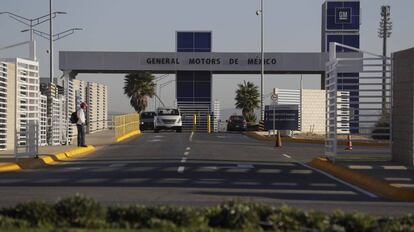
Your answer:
226;115;247;131
140;111;156;131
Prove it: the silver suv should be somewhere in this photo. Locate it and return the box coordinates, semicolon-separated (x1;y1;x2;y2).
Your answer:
154;108;182;133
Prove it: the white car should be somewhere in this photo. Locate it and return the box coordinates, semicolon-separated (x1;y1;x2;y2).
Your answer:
154;108;182;133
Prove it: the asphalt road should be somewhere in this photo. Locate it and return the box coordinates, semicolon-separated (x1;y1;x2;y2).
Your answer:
0;132;413;216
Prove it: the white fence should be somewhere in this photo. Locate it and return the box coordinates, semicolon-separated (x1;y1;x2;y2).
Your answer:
325;42;392;161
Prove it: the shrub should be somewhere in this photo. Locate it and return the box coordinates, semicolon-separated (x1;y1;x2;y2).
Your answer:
1;201;55;227
148;206;206;228
107;205;150;229
267;205;304;231
330;211;378;232
108;205;206;229
147;217;177;230
54;195;106;228
207;201;260;230
244;113;257;124
377;215;414;232
372;112;390;140
0;215;29;229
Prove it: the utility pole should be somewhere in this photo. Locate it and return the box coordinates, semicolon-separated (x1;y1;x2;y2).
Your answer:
256;0;265;121
378;6;392;113
50;0;54;84
0;11;66;60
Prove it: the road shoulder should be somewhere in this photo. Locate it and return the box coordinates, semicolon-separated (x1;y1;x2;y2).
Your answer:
309;157;414;201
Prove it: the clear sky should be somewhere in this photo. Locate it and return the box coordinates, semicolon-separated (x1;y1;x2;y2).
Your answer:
1;0;414;117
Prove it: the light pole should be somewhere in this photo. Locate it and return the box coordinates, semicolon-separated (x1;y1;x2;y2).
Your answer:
21;27;83;84
22;28;83;41
256;0;265;121
0;11;66;60
154;74;170;109
159;80;175;108
378;6;392;113
50;0;53;85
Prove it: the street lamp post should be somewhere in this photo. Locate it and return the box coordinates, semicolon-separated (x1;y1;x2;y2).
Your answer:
256;0;265;121
50;0;53;84
21;27;83;85
154;74;170;110
378;6;392;113
22;28;83;41
0;11;66;60
159;80;175;108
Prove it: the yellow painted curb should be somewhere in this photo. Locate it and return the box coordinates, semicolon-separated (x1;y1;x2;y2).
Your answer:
64;145;95;157
115;130;141;143
245;132;389;147
309;157;414;201
0;145;96;173
0;163;22;172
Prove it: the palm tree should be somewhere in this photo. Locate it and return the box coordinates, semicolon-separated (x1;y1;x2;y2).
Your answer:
235;81;260;123
123;72;156;113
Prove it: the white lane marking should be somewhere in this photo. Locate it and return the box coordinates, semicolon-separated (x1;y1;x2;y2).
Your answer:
385;177;412;181
299;162;378;198
217;135;226;139
271;182;298;186
109;164;127;168
186;147;191;151
181;157;187;163
64;167;83;170
290;169;313;174
391;183;414;188
148;139;162;142
237;164;254;169
310;183;337;187
177;166;185;173
189;131;194;142
282;154;291;159
348;165;373;170
383;166;408;170
184;151;189;156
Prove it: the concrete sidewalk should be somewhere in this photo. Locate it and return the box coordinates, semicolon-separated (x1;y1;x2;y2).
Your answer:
0;129;115;162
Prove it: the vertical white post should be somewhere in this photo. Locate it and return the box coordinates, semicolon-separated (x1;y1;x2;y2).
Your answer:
300;75;303;131
14;61;18;159
260;0;265;121
49;0;54;84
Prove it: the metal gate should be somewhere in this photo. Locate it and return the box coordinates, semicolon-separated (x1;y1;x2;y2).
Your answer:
325;42;392;162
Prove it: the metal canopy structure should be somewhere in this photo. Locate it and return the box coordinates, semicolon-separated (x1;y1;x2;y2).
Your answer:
59;51;329;75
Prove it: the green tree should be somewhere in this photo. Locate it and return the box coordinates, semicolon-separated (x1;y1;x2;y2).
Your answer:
235;81;260;123
123;72;156;113
372;111;390;140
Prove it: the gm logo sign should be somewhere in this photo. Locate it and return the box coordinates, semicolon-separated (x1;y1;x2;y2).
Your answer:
336;8;351;24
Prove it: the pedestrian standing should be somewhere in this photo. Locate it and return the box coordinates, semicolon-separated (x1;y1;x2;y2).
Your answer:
77;102;88;147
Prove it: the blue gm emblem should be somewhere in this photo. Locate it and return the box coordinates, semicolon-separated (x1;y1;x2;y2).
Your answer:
336;8;351;24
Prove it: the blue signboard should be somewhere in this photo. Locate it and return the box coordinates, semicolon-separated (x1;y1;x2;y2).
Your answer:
326;34;360;52
177;32;211;52
176;32;212;103
264;105;299;131
326;1;360;31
